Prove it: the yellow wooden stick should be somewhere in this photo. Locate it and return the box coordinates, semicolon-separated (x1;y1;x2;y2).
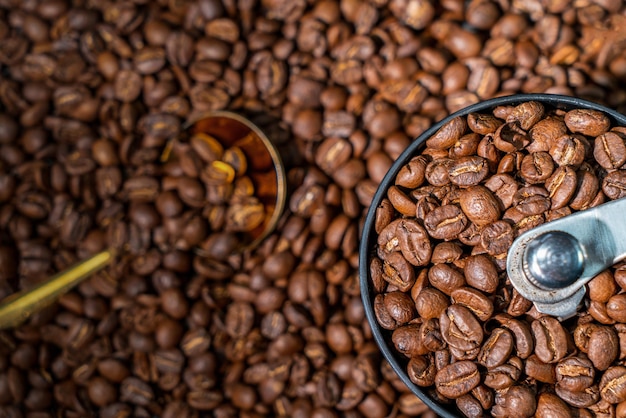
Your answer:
0;250;114;330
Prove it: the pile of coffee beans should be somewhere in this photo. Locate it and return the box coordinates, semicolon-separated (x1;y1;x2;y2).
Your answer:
1;0;626;416
371;101;626;417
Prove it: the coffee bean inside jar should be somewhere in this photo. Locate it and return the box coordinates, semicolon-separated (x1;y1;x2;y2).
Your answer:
368;100;626;417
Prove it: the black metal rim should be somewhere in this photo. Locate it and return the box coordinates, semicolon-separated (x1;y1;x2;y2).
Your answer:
359;93;626;418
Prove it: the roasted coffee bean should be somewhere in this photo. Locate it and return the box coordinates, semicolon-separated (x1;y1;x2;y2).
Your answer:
491;385;536;418
425;158;454;187
484;356;523;390
588;326;619;371
395;156;428;188
463;255;499;294
451;287;494;322
477;328;513;368
555;356;595;392
525;355;556;384
480;221;514;256
435;361;480;399
387;185;415;216
459;185;501;227
396;219;432;266
415;287;450;320
606;294;626;322
602;170;626;200
383;291;416;325
393;324;428;357
556;383;600;408
594;132;626;170
440;305;483;351
407;355;437;387
382;251;416;292
599;366;626;404
532;317;569;363
428;263;466;296
565;109;611;137
448;156;489;187
424;204;468;241
426;116;467;150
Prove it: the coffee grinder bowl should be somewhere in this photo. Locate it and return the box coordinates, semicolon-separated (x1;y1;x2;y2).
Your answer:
359;94;626;417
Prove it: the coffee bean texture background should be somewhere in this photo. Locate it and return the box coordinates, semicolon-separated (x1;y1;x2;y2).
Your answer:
0;0;626;417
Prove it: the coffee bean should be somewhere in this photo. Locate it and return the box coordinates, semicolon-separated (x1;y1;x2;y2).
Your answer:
428;263;466;295
435;361;480;399
395;156;428;189
565;109;611;137
440;305;483;351
477;328;513;368
396;219;432;266
600;366;626;404
392;324;428;357
532;317;569;363
555;383;600;408
463;255;499;294
415;287;449;320
451;287;494;322
484;356;523;390
383;291;416;325
449;156;489;187
588;326;619;371
480;220;514;256
525;355;556;384
594;132;626;169
602;170;626;200
459;185;501;227
424;204;468;241
491;385;536;418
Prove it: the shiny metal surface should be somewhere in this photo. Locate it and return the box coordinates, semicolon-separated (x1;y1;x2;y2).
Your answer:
507;198;626;319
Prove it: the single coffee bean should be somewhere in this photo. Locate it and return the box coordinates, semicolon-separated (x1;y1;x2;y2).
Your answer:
392;324;428;357
594;132;626;170
395;156;428;188
415;287;450;320
600;366;626;404
387;186;416;217
424;204;468;241
407;355;436;387
451;287;494;322
484;356;523;390
602;170;626;201
396;219;432;266
459;185;501;227
463;255;499;294
435;361;480;399
555;383;600;408
382;251;416;292
588;326;619;371
440;304;484;351
383;291;416;325
480;221;514;256
448;156;489;187
428;263;466;295
565;108;611;137
525;355;556;384
490;385;536;418
477;328;513;368
426;116;467;150
536;392;571;417
532;317;569;363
